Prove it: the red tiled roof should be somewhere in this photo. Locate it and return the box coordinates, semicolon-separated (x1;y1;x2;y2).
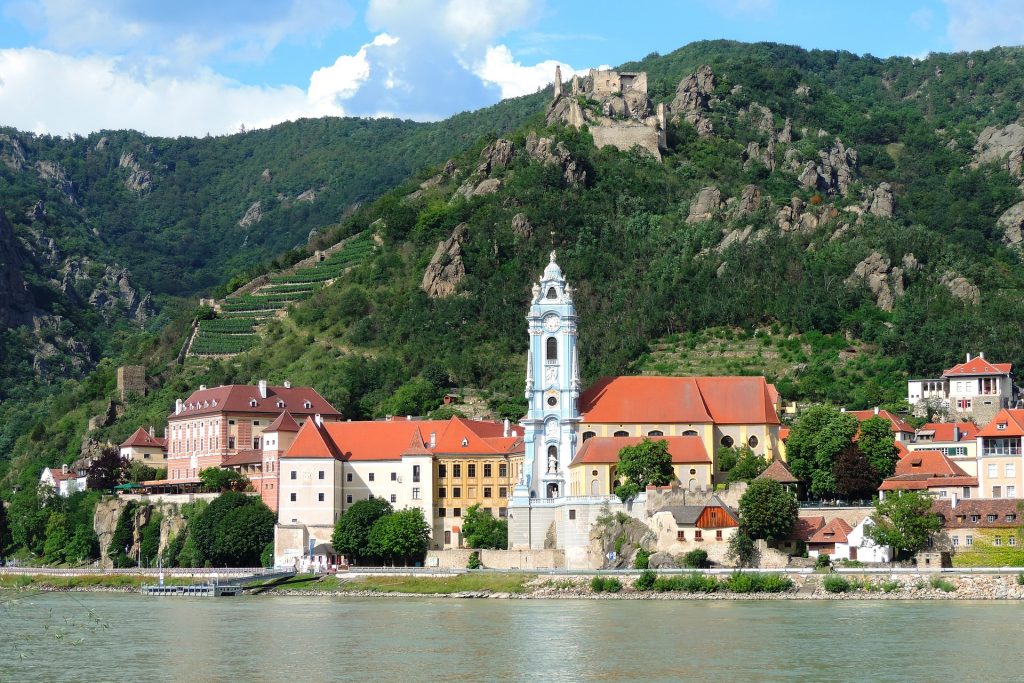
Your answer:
44;467;83;484
943;356;1012;378
915;422;978;443
578;375;779;425
170;384;341;419
808;518;853;544
120;427;167;450
932;499;1023;528
848;409;914;434
977;409;1024;438
569;436;709;467
756;459;799;484
779;427;790;441
879;450;977;491
896;442;909;459
265;411;301;433
787;516;825;541
221;449;263;467
432;417;521;455
284;421;344;460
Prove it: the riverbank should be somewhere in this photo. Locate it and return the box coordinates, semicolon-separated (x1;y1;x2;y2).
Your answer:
6;570;1024;600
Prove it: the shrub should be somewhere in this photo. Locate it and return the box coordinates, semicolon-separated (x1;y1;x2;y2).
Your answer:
929;576;956;593
758;573;795;593
823;576;852;593
675;573;719;593
723;572;756;593
815;554;831;569
1018;573;1024;586
467;551;481;569
604;578;623;593
881;580;900;593
633;548;651;569
260;541;274;568
841;559;865;568
590;576;607;593
634;570;657;591
682;549;708;569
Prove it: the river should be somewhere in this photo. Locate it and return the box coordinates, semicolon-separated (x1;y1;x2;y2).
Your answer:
2;593;1022;682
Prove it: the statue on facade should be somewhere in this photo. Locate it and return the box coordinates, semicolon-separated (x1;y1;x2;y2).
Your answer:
547;449;558;473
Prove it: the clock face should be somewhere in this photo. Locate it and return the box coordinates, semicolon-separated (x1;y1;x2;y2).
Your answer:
543;314;561;332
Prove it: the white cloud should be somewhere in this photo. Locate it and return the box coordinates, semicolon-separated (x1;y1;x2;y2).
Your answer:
944;0;1024;50
308;33;398;108
475;44;578;99
0;47;341;136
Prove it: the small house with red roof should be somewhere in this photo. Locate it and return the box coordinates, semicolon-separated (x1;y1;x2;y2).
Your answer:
908;352;1016;424
119;426;167;466
846;407;916;443
39;464;89;497
648;495;740;565
976;408;1024;499
908;422;979;475
879;450;978;501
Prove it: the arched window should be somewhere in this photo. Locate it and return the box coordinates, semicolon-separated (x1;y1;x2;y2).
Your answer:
614;430;629;437
647;430;664;437
546;337;558;361
720;435;734;448
546;287;557;299
682;429;698;436
547;445;558;473
582;431;596;442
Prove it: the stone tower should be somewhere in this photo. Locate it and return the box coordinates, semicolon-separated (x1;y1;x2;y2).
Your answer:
554;64;563;99
514;251;581;502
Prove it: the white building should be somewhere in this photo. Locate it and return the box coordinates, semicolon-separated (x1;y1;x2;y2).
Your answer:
39;465;88;497
908;353;1015;423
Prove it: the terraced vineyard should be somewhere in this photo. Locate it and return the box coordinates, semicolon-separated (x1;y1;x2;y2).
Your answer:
188;232;374;357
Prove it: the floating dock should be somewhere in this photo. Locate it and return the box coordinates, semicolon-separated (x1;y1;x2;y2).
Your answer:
141;570;294;597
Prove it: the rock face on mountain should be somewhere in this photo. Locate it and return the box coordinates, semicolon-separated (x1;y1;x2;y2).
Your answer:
687;186;723;223
867;182;895;217
973;123;1024;178
940;271;981;305
998;200;1024;246
743;139;776;171
0;133;27;171
798;139;859;196
525;133;586;186
0;211;35;328
88;266;154;322
511;213;533;239
846;251;904;311
670;65;717;137
238;201;263;228
119;152;153;194
422;223;468;298
36;161;76;203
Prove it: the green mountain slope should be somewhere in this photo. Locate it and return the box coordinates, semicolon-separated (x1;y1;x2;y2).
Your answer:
4;39;1024;496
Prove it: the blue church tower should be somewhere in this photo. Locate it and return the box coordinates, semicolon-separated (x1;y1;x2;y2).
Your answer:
513;251;581;502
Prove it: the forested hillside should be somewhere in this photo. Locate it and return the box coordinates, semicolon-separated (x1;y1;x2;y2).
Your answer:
5;39;1024;499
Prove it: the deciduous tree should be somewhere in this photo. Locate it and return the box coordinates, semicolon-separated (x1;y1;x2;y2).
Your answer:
738;479;798;541
857;416;900;479
87;447;130;490
833;444;879;500
461;504;508;549
615;438;675;502
867;491;942;560
785;406;859;497
331;498;393;565
368;508;431;566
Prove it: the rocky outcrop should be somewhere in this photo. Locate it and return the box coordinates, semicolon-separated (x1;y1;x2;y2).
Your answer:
743;139;776;171
846;251;904;311
795;84;811;97
477;139;516;175
670;65;716;137
94;498;127;568
0;133;27;171
778;118;794;143
866;182;895;217
775;197;824;234
734;184;767;217
687;186;723;223
525;133;586;186
26;200;46;222
95;137;109;151
36;161;76;202
238;201;263;228
421;223;468;298
997;200;1024;246
973;123;1024;178
88;266;153;322
798;139;858;196
743;102;775;135
261;168;272;183
296;189;316;203
118;152;153;193
940;272;981;305
0;210;35;328
590;512;651;569
471;178;502;197
511;213;533;239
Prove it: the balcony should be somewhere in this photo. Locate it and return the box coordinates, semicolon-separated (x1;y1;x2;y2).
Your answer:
983;447;1022;457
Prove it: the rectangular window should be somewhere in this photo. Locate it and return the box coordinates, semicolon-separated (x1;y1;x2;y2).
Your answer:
413;465;421;483
228;437;235;449
412;487;420;500
952;536;959;547
228;420;235;425
347;472;352;482
453;508;461;517
695;530;703;541
290;493;296;502
438;487;446;498
318;470;325;480
438;507;446;517
290;470;297;480
498;507;507;518
253;438;261;450
453;487;461;498
468;464;476;477
499;486;508;498
391;472;397;481
716;530;723;541
253;421;261;427
318;492;325;502
568;509;576;520
390;494;397;503
994;486;1003;498
966;535;973;546
677;530;685;541
963;487;972;499
453;464;461;478
1009;486;1017;497
1007;463;1017;478
347;495;352;503
499;464;508;477
1011;536;1018;546
995;536;1003;546
484;464;492;477
438;464;446;479
369;473;374;482
988;463;997;478
484;487;492;499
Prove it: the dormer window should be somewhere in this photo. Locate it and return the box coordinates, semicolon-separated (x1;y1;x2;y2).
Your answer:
998;422;1007;430
462;438;469;447
250;399;258;407
277;400;285;408
211;400;217;407
304;400;312;409
546;287;557;299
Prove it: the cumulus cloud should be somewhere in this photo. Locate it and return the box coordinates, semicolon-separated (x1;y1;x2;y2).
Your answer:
475;44;578;99
944;0;1024;51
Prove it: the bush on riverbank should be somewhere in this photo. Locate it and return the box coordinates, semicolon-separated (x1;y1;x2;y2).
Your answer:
591;576;623;593
823;576;852;593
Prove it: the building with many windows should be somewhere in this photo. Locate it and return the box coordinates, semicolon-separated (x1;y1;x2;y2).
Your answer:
118;427;168;466
907;354;1016;424
976;409;1024;499
907;422;979;475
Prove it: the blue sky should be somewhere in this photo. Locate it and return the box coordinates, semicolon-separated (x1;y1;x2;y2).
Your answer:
0;0;1022;136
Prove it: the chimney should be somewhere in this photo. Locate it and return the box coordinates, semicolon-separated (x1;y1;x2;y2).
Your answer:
503;419;510;437
62;464;68;475
874;406;880;415
175;398;183;415
407;415;412;421
148;425;155;437
258;380;268;399
199;384;206;391
979;352;985;360
314;413;323;427
429;432;437;448
966;353;971;363
284;380;292;389
953;425;960;442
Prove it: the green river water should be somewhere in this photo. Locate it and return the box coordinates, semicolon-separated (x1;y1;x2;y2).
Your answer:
1;593;1022;682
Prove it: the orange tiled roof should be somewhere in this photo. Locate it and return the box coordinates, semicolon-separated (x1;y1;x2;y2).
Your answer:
943;356;1012;378
787;516;826;541
915;422;978;443
221;449;263;467
578;375;779;425
848;409;915;434
283;421;343;459
807;517;853;544
977;409;1024;438
569;436;709;467
171;384;341;419
879;450;977;491
119;427;167;450
756;459;799;484
265;411;301;433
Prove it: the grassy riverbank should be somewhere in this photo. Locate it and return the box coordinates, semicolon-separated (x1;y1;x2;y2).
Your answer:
0;574;196;590
269;573;531;594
